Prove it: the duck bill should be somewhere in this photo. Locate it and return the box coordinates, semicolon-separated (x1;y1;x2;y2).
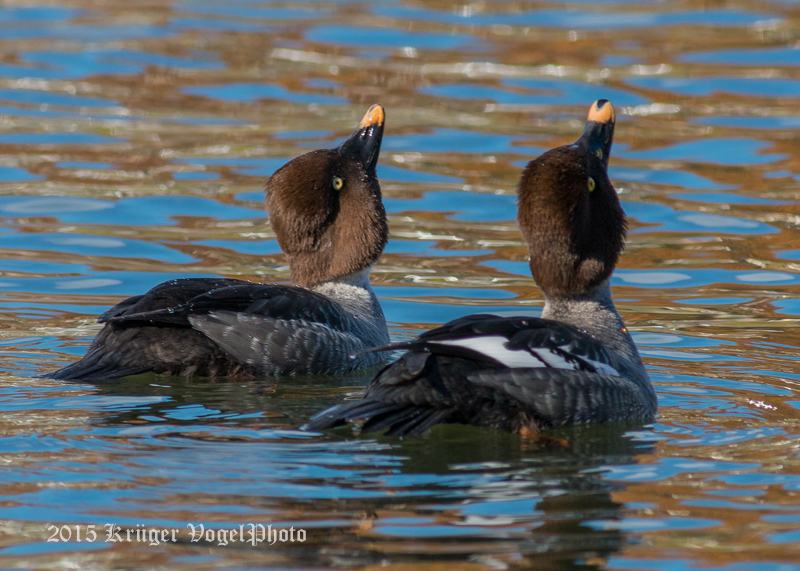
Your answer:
578;99;615;168
337;104;385;173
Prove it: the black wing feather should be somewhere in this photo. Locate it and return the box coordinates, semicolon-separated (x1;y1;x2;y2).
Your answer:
99;278;248;324
306;400;407;431
308;314;654;435
104;279;358;333
49;278;369;380
468;368;656;426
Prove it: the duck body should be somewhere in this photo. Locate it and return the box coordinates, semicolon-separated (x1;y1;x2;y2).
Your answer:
49;105;390;381
309;282;655;436
307;100;658;435
50;273;389;381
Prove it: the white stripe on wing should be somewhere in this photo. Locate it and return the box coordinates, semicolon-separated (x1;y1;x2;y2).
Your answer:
429;335;621;376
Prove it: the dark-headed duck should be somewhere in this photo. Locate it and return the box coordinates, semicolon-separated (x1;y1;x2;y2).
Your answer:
49;105;391;380
306;100;657;436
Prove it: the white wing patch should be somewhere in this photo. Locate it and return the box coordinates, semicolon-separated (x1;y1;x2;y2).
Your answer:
430;335;620;376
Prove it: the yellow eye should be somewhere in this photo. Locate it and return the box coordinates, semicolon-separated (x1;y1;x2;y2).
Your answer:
595;149;603;160
332;176;344;191
588;177;596;192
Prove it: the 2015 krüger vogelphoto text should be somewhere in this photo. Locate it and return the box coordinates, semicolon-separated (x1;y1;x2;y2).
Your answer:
47;523;307;547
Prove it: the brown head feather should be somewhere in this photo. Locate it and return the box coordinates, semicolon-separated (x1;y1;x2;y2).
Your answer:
265;105;388;288
517;100;626;299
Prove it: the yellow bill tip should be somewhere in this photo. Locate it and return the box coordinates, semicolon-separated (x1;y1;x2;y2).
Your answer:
359;104;385;129
588;99;615;124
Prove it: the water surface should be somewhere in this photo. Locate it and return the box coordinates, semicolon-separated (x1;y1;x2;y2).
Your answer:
0;1;800;569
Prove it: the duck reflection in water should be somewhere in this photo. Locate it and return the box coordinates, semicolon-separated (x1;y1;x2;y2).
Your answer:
85;372;655;571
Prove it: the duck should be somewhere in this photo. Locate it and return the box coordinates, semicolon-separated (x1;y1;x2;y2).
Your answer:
306;100;657;436
48;104;391;381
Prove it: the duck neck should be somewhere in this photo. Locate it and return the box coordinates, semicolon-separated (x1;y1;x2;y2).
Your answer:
310;267;389;344
541;279;645;372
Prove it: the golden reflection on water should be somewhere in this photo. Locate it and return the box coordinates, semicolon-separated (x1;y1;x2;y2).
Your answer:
0;0;799;569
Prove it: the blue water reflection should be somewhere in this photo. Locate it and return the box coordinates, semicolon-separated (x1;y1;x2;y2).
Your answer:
170;17;276;32
0;233;196;263
0;89;119;108
178;157;289;177
225;157;463;185
769;299;800;316
421;79;648;107
378;164;463;183
0;272;222;296
0;6;82;23
385;191;516;222
0;196;262;225
56;161;114;170
175;4;331;21
602;457;760;483
383;129;531;154
692;116;800;130
611;167;734;190
383;241;492;257
0;24;172;42
0;104;137;122
682;47;800;66
173;172;220;180
7;50;224;80
487;261;797;288
184;83;347;105
0;166;43;181
669;192;790;206
374;6;777;30
0;133;124;145
307;25;475;50
628;77;800;98
505;78;650;107
618;139;786;166
194;239;280;255
622;201;777;234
